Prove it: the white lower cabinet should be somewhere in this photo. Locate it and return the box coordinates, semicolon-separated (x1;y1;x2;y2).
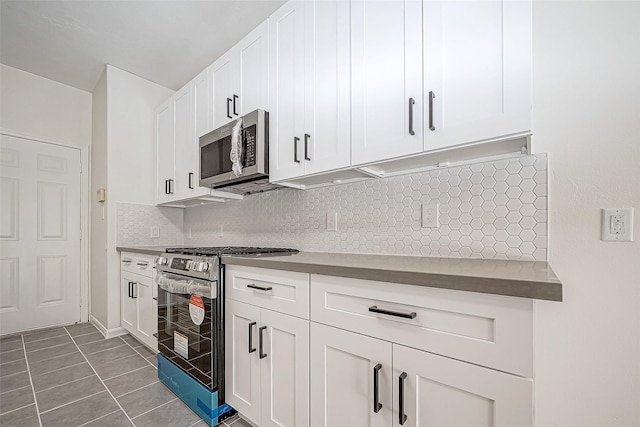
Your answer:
310;323;392;427
226;299;309;427
120;252;157;350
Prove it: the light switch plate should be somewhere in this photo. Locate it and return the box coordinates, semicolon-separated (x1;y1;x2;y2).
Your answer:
150;226;160;238
422;203;440;228
602;208;634;241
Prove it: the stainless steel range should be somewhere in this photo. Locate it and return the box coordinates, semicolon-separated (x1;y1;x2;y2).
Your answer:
154;246;298;426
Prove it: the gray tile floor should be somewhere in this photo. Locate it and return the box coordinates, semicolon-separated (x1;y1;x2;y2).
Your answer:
0;323;251;427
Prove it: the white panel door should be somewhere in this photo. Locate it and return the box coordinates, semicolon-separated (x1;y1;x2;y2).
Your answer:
155;98;174;204
310;323;393;427
268;1;307;181
0;134;81;334
351;0;423;165
172;85;194;199
135;275;156;350
237;21;269;116
304;0;351;175
423;0;532;150
212;52;236;128
226;299;262;425
121;274;136;333
260;309;309;427
393;344;533;427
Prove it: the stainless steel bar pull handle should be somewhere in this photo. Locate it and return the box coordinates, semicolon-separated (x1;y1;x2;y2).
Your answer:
399;372;408;425
233;94;239;116
248;322;257;353
294;137;301;163
259;326;267;359
226;98;232;119
369;306;417;319
408;98;416;135
188;173;194;189
168;179;174;194
373;363;383;413
428;91;435;131
122;258;132;263
247;284;273;292
304;134;311;160
136;261;148;267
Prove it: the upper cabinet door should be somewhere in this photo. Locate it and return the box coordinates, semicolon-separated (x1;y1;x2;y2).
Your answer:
351;0;423;165
212;51;236;129
237;21;269;116
194;67;213;141
304;0;351;176
155;98;174;204
424;0;532;151
268;1;307;181
172;84;194;199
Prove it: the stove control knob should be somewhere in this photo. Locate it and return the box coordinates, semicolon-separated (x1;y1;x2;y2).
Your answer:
200;262;210;272
157;257;168;266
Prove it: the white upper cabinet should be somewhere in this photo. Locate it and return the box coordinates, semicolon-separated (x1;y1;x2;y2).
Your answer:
269;0;351;182
423;0;532;151
172;84;194;200
155;98;175;204
193;67;213;142
212;21;269;129
351;0;424;165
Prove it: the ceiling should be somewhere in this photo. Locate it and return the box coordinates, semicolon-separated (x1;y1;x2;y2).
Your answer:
0;0;286;92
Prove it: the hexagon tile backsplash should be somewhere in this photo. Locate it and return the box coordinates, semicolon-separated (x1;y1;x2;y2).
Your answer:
117;154;548;261
117;202;184;247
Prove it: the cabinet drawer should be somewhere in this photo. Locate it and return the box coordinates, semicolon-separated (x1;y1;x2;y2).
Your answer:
311;275;533;377
225;266;310;319
121;252;155;278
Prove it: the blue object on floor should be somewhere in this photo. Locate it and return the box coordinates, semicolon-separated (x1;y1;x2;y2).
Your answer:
158;353;233;426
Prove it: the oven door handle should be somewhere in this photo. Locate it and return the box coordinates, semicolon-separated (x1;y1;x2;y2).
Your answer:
248;322;257;353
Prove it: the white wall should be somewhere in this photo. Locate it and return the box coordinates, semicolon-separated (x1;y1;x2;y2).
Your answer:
533;1;640;426
0;64;92;147
90;69;108;328
88;65;173;333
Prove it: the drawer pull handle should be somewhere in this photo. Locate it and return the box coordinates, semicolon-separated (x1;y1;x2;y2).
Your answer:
122;258;132;263
247;284;273;292
373;363;382;413
248;322;257;353
368;306;416;319
136;262;148;267
399;372;408;425
259;326;267;359
152;297;158;301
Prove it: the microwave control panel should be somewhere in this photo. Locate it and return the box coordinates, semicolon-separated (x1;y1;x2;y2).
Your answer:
244;124;257;167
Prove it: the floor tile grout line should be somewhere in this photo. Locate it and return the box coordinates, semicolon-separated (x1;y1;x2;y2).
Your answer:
0;384;32;396
21;347;80;365
21;335;43;427
0;369;29;380
24;340;74;355
79;342;129;357
0;402;36;416
20;332;68;345
76;409;122;427
38;390;105;415
118;336;156;369
62;329;136;427
114;379;161;399
130;397;179;420
101;363;153;382
33;373;96;394
29;361;88;380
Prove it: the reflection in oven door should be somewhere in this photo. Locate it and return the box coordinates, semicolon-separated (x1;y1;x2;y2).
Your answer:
157;288;217;390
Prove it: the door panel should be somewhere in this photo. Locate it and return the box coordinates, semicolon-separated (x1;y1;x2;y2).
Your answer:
135;276;156;350
310;323;392;427
121;275;136;332
0;134;81;334
269;1;306;181
173;85;193;199
424;0;532;150
225;300;262;425
351;0;423;165
155;99;174;203
212;53;235;128
260;309;309;427
393;344;533;427
238;21;269;116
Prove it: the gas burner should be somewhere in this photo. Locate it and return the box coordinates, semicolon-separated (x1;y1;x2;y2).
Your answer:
165;246;299;257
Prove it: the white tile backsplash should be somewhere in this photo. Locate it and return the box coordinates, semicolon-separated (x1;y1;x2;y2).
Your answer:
176;154;549;261
116;203;184;246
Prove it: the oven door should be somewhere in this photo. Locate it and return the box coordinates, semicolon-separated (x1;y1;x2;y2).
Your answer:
156;272;217;390
199;109;267;187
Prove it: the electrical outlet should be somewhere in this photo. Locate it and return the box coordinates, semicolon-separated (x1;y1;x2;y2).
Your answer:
150;226;160;238
602;208;634;241
422;203;440;228
326;212;338;231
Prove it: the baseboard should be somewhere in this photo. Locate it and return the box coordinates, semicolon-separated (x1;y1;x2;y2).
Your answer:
90;315;128;339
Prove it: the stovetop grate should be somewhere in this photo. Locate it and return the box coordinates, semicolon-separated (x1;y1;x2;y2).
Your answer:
165;246;299;257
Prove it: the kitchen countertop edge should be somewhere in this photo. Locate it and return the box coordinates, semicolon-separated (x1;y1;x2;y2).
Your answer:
117;246;168;256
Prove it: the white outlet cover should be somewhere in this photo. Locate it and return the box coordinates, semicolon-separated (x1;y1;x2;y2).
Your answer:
326;212;338;231
150;226;160;238
602;208;634;241
422;203;440;228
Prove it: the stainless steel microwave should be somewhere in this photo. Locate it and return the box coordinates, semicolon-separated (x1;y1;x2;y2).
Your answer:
199;110;273;194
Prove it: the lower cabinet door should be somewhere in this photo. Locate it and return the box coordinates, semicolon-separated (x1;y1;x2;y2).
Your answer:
226;300;262;425
392;344;533;427
121;275;136;333
135;276;156;350
310;323;393;427
260;309;309;427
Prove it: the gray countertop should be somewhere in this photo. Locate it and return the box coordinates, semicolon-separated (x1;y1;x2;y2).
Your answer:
117;246;168;256
116;246;562;301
